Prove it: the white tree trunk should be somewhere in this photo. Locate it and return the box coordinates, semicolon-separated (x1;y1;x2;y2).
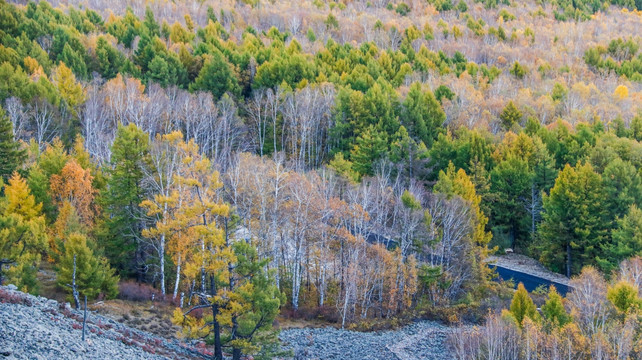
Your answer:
160;234;166;295
173;254;181;299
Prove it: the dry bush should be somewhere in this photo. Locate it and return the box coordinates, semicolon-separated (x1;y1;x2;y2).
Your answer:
118;281;163;303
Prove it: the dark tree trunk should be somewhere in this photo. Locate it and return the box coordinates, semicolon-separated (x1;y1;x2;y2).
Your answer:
82;295;87;341
210;275;222;360
510;224;516;250
135;202;145;283
0;260;8;285
226;218;242;360
135;242;144;283
566;244;572;278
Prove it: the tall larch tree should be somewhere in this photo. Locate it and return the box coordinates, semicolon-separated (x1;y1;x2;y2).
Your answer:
0;173;47;292
99;124;151;279
168;137;226;299
490;154;533;250
49;159;97;227
401;82;445;148
53;62;85;117
191;50;239;100
0;106;25;181
56;232;119;302
170;151;232;360
537;162;608;277
509;283;539;327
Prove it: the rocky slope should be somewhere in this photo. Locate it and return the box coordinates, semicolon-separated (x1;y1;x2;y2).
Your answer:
279;321;455;360
0;284;458;360
0;285;208;360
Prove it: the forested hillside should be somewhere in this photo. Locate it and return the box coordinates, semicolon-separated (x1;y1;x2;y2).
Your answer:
0;0;641;358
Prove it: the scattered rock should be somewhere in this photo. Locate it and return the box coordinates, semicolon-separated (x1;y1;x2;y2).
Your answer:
2;285;456;360
0;286;207;360
279;321;455;360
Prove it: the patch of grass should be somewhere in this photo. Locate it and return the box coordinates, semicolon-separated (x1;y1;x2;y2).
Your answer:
92;298;180;338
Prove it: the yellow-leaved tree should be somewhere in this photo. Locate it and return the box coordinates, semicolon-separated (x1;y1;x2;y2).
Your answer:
614;84;629;100
0;173;48;293
49;158;97;227
53;62;85;118
149;134;283;360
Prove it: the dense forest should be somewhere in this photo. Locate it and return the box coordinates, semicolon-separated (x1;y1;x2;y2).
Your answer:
0;0;641;358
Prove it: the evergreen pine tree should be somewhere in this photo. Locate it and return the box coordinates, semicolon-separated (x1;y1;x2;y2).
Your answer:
350;125;388;176
0;106;25;181
532;136;557;193
95;37;125;80
631;114;642;141
510;283;539;326
99;124;150;279
143;6;160;37
602;158;641;224
402;83;429;144
537;162;608;277
57;232;119;301
606;205;642;269
401;82;446;149
227;240;284;360
58;44;87;79
490;155;533;250
191;50;239;100
500;101;522;130
147;55;170;87
541;285;570;328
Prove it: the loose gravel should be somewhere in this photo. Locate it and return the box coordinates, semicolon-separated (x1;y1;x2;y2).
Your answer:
1;284;457;360
279;321;455;360
0;285;206;360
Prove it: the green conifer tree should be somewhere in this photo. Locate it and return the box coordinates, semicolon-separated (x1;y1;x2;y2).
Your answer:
500;101;522;130
0;106;25;181
99;124;150;279
350;125;388;176
541;286;570;328
490;155;533;250
57;232;119;301
143;6;160;37
58;43;87;79
607;281;641;314
510;283;539;326
191;50;239;100
401;82;445;148
537;163;608;277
